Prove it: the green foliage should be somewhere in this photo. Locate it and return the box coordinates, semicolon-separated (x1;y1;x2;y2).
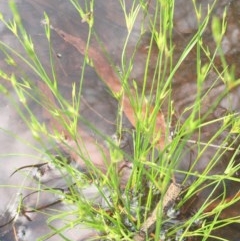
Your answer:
0;0;240;240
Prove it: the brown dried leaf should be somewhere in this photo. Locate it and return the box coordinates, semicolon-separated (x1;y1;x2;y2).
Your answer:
50;25;167;149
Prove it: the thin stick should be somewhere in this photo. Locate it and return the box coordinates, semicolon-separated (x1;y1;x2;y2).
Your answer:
185;139;236;151
133;182;182;240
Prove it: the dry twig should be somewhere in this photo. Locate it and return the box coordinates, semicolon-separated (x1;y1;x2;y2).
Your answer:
133;182;182;241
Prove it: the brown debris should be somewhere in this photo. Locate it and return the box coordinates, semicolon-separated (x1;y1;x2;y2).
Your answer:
133;182;182;241
49;25;167;150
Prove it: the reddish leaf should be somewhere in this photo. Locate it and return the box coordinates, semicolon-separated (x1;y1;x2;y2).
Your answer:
50;25;167;149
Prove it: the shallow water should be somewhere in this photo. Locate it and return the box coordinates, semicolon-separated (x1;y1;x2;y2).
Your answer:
0;0;240;240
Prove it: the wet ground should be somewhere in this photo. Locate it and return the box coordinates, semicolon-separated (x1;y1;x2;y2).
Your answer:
0;0;240;240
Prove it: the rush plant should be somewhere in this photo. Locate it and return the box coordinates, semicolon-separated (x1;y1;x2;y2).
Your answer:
0;0;240;240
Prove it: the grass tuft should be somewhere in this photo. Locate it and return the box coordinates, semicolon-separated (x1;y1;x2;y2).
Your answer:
0;0;240;240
